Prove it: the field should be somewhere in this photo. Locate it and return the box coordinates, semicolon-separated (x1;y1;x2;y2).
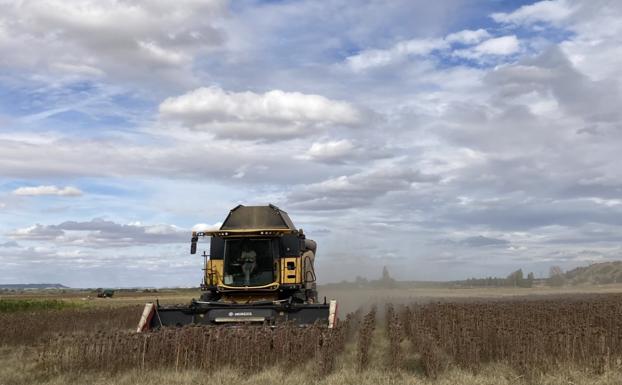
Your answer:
3;286;622;384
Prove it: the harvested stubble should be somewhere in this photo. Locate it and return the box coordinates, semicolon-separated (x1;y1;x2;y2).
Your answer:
0;305;141;346
400;294;622;377
38;322;349;375
357;306;376;371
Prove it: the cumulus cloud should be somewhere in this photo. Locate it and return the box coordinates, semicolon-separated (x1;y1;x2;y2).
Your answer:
0;134;327;184
0;242;201;287
453;35;521;60
346;38;447;71
12;185;83;197
10;224;65;240
301;139;356;163
345;28;499;71
0;0;226;89
491;0;575;26
483;47;622;125
445;29;491;45
192;222;223;232
286;162;439;210
9;219;188;247
159;87;363;139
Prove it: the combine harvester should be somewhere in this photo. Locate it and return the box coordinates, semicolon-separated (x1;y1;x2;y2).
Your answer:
138;205;337;331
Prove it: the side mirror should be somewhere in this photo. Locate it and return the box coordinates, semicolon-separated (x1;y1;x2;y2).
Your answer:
190;236;198;255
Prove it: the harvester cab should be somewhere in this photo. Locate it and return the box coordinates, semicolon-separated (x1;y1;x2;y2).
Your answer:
138;204;337;331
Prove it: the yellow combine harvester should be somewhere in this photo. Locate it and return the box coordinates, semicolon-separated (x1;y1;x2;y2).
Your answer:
138;204;337;330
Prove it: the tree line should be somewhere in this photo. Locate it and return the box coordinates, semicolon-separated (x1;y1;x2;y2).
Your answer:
458;269;536;288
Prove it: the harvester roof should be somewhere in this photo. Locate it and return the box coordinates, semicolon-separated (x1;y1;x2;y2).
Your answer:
220;204;296;231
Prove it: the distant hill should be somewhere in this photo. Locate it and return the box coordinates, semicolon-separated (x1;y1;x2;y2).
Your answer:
0;283;69;290
564;261;622;285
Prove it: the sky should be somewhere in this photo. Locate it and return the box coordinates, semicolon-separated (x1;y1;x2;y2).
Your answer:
1;0;622;287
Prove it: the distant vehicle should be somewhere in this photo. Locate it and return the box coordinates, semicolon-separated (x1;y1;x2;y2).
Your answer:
96;288;115;298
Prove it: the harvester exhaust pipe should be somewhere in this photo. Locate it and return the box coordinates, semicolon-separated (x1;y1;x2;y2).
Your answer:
190;234;198;254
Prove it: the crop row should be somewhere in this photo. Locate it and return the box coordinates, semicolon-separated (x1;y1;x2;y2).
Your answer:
0;305;141;345
38;321;350;375
385;294;622;377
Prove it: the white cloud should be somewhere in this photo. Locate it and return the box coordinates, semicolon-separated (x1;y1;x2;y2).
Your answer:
192;222;222;232
286;161;439;210
0;0;227;90
9;219;188;247
143;224;182;235
491;0;574;26
11;224;64;240
302;139;355;162
489;2;622;83
12;185;83;197
454;35;520;59
159;87;363;139
136;41;188;66
474;35;521;55
586;198;622;208
0;134;332;184
445;29;491;45
558;3;622;82
345;29;496;71
346;38;447;71
49;62;105;77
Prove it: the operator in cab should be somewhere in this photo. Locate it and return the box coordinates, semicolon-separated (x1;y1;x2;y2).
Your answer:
238;240;257;285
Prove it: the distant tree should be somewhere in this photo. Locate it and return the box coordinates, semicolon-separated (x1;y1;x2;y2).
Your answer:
454;269;538;288
548;266;565;287
382;266;391;281
380;266;397;288
550;266;563;276
506;269;524;287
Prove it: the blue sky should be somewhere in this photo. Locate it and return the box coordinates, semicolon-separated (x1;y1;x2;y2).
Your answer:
1;0;622;287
